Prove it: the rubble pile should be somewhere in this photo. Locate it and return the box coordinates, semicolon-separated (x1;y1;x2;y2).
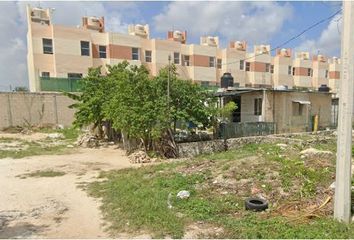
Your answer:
128;150;152;164
300;147;333;159
76;133;99;148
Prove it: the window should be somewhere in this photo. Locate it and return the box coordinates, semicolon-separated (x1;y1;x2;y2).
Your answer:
292;67;295;76
132;47;139;60
145;50;152;62
254;98;262;116
99;45;106;58
270;65;274;74
41;72;50;79
292;102;303;116
240;60;245;70
307;68;313;77
209;57;215;67
325;70;329;78
182;55;190;66
265;63;270;73
42;38;53;54
245;62;250;71
217;59;222;69
288;66;292;75
68;73;83;79
174;52;180;64
80;41;90;56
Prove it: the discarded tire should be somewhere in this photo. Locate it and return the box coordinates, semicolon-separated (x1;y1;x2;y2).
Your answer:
245;197;268;211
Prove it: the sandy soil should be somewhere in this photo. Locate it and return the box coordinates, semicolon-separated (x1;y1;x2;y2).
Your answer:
0;145;133;238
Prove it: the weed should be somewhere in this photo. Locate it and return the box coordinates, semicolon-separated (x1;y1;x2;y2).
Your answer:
19;170;66;178
87;142;353;238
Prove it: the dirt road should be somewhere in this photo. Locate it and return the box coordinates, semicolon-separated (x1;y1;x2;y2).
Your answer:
0;146;132;238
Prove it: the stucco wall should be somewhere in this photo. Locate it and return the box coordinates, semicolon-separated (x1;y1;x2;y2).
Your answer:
0;92;75;130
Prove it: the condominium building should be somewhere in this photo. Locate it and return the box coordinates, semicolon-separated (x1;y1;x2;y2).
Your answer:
26;6;341;93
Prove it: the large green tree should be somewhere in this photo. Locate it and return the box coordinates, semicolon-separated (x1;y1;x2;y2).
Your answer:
66;67;111;137
68;61;218;156
103;62;168;150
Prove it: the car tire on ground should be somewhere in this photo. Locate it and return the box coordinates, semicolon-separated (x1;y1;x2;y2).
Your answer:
245;197;268;211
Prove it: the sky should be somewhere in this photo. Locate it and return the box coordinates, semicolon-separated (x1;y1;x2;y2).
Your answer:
0;1;343;91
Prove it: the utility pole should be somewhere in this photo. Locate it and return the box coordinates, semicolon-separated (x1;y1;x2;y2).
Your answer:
167;54;171;109
334;0;353;223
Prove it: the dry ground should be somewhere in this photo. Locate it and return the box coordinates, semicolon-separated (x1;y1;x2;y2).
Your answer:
0;133;132;238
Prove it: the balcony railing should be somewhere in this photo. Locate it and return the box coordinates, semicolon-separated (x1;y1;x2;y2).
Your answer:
40;77;82;92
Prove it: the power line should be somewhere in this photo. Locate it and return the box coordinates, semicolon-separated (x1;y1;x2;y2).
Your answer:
222;8;342;66
173;8;342;83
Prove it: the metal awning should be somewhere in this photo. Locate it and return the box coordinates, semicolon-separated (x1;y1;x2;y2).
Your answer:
292;100;311;105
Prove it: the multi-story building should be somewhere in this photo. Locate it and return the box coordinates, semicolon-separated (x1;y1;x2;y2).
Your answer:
26;6;341;93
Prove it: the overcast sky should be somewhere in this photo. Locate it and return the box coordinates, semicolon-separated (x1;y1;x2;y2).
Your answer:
0;1;342;91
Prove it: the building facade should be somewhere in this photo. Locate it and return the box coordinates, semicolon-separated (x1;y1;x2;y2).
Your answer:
26;6;341;93
216;89;333;133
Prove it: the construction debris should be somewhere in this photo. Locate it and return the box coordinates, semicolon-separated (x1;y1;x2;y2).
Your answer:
177;190;190;199
76;133;99;148
300;148;333;158
128;150;151;164
47;133;64;139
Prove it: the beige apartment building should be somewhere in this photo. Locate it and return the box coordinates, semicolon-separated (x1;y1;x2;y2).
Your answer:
26;6;341;93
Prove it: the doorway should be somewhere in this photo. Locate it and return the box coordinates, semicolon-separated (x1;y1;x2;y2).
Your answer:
232;96;241;122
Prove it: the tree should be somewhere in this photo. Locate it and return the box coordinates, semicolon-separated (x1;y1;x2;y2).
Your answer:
103;62;168;150
154;65;217;132
14;86;29;92
67;61;219;157
219;101;237;122
65;67;110;137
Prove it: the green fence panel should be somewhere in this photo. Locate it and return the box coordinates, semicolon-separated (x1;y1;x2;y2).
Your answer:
40;77;82;92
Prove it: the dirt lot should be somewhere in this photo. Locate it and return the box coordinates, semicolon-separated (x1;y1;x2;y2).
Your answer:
0;134;132;238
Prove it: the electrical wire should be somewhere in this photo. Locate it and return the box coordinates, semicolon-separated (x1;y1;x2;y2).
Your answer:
171;8;342;82
221;8;342;66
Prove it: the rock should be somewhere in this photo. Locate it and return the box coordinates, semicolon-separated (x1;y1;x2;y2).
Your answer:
276;143;287;148
128;150;151;164
66;144;74;148
177;190;190;199
76;133;99;148
300;148;333;158
48;133;65;139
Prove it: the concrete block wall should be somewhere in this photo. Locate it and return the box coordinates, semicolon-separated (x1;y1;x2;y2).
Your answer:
0;92;75;129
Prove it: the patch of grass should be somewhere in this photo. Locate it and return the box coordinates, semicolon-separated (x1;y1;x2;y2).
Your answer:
0;127;80;159
0;141;73;159
20;170;66;178
216;214;353;239
0;137;20;143
88;143;353;238
58;127;80;140
38;126;80;141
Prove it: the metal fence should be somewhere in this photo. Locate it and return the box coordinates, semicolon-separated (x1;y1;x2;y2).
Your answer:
40;77;82;92
218;122;276;139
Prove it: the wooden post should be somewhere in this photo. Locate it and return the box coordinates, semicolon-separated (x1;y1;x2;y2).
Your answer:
334;0;353;223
